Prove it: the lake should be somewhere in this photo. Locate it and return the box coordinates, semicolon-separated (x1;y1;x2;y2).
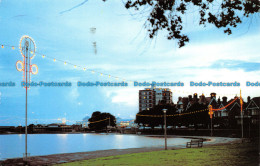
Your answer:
0;133;189;160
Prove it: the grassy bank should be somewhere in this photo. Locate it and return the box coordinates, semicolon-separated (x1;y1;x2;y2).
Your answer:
57;142;259;166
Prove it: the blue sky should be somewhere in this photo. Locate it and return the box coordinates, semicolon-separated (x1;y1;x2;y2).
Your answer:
0;0;259;126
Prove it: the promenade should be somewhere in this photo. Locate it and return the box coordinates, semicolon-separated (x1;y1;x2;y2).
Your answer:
0;136;241;166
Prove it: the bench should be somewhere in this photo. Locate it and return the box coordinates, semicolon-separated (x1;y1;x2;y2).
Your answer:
186;139;203;148
242;138;252;143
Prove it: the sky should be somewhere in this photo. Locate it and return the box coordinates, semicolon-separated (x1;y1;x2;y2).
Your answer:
0;0;259;126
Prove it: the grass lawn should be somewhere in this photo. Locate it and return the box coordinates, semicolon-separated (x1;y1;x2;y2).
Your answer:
57;142;259;166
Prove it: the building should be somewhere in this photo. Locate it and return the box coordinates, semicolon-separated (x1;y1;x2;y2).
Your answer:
139;88;172;112
76;121;88;128
0;126;15;133
33;123;73;132
176;92;220;113
116;118;136;128
245;97;260;127
75;116;90;128
176;92;260;128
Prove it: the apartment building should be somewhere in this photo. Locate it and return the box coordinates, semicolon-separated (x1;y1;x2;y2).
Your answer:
139;88;172;112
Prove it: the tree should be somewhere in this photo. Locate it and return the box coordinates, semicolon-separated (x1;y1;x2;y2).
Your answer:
88;111;116;130
104;0;259;48
183;102;209;128
28;124;35;133
136;104;177;129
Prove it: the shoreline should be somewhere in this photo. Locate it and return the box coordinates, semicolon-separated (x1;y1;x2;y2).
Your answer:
0;136;241;166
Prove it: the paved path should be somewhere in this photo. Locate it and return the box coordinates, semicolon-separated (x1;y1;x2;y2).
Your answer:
0;136;241;166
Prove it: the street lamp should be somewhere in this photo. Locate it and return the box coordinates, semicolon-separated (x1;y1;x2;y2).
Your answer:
16;35;38;162
162;109;167;150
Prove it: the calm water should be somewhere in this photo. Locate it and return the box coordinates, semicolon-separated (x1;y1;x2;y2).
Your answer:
0;133;189;160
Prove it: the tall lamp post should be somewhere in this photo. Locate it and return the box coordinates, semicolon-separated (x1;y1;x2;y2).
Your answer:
162;109;167;150
16;35;38;162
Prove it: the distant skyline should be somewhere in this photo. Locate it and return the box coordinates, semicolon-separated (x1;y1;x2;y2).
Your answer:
0;0;259;126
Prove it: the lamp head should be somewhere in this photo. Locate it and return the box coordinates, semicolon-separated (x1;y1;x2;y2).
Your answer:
162;109;167;113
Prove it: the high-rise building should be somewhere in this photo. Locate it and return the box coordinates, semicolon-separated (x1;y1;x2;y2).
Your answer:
139;88;172;112
139;88;155;112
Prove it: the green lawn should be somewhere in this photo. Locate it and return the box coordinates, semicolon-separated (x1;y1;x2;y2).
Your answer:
57;142;259;166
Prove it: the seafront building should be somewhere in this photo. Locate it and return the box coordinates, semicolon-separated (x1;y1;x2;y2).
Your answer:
139;88;173;112
176;93;260;128
138;86;259;128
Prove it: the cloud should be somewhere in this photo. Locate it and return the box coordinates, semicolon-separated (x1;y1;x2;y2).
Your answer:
105;88;139;106
210;60;260;72
11;15;27;18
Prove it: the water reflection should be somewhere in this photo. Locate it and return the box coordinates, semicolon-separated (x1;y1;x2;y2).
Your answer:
0;134;189;160
57;134;68;139
115;135;123;139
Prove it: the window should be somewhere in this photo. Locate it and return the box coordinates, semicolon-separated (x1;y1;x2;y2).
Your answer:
252;109;259;115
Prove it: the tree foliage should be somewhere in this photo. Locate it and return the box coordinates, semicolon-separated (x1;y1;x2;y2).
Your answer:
120;0;259;48
182;102;209;127
88;111;116;130
136;104;177;128
136;102;210;128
